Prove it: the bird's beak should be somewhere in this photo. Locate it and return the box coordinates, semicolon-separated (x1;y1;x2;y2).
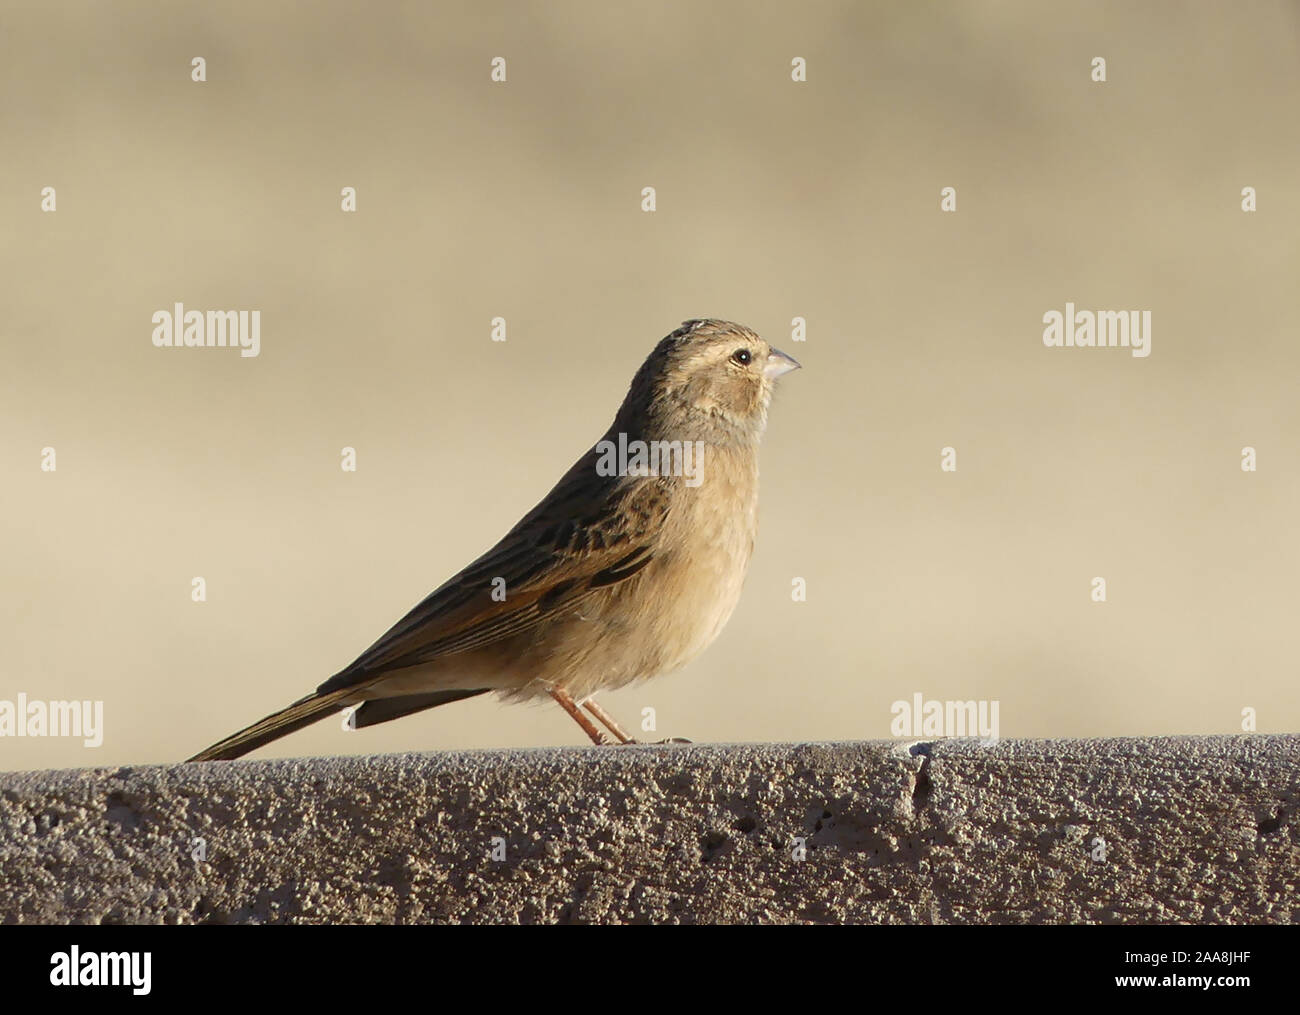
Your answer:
764;347;802;379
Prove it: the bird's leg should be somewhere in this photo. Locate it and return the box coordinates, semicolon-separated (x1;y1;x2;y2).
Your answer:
582;697;637;744
547;686;610;745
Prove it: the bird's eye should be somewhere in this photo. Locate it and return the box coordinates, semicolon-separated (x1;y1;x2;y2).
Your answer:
731;348;752;365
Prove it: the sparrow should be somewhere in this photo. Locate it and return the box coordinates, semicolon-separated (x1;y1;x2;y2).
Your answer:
188;319;800;761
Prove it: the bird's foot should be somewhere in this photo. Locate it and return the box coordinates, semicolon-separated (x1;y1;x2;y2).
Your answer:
579;695;692;746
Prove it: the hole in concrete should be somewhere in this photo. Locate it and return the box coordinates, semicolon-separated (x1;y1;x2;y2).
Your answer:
700;830;727;860
1258;807;1284;835
105;791;140;833
912;760;933;811
732;815;757;834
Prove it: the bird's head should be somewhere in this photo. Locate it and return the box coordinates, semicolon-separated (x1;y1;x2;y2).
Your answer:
620;319;801;445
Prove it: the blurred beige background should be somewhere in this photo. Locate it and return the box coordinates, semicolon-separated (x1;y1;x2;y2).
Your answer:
2;1;1298;771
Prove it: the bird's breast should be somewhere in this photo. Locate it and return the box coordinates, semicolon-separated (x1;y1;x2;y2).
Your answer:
578;449;760;692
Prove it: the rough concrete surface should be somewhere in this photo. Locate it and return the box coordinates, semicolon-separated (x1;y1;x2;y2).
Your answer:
0;736;1296;924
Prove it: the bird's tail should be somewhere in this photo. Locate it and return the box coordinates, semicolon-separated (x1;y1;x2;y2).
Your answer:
186;687;357;762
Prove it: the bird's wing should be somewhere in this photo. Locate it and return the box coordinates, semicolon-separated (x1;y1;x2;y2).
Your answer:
318;451;670;692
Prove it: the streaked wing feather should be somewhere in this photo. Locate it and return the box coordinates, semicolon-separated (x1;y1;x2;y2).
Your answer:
320;453;669;691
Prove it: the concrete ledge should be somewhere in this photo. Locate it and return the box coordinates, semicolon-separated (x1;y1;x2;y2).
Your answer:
1;736;1296;924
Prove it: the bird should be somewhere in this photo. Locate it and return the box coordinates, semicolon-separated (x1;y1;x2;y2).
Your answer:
187;319;800;761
